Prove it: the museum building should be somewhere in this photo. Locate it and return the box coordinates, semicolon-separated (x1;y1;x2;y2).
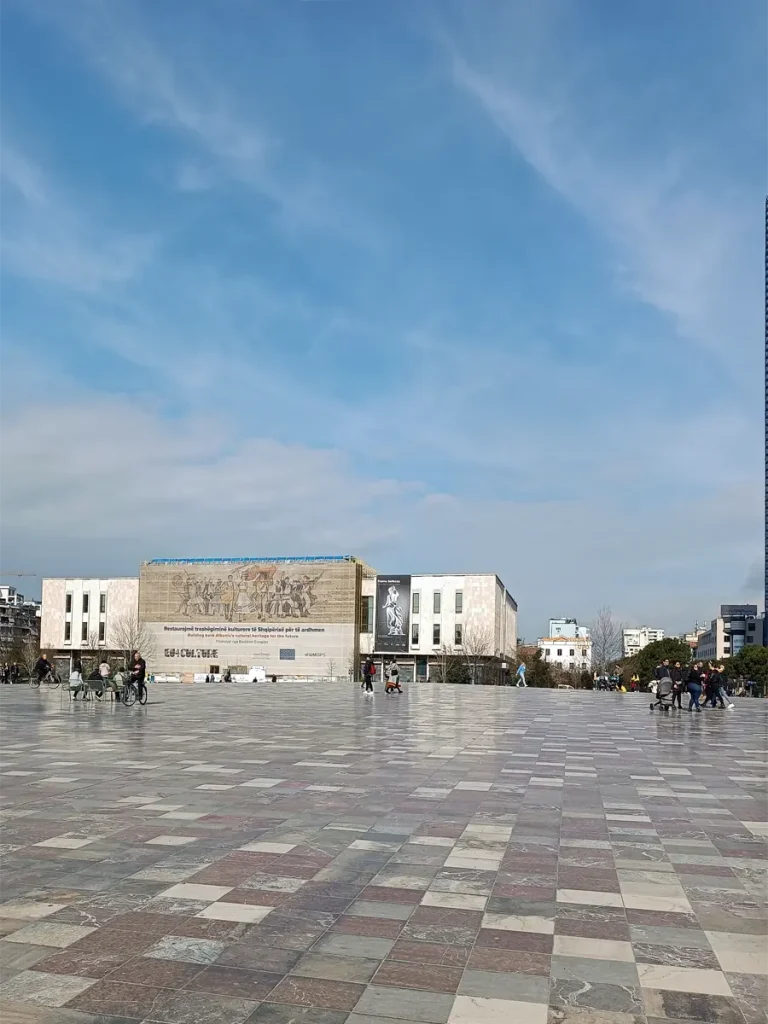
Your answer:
40;556;517;683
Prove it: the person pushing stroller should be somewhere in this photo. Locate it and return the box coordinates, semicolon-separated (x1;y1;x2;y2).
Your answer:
650;660;674;713
385;659;402;694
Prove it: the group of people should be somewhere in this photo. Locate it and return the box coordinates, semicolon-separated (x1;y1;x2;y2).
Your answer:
361;655;402;695
594;672;633;691
652;658;733;712
1;663;21;684
53;650;147;702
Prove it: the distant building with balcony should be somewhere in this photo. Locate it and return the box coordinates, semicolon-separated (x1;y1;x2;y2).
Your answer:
0;585;41;654
623;626;665;659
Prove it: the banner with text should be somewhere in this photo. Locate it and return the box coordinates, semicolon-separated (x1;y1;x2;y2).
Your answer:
144;621;355;677
374;576;410;654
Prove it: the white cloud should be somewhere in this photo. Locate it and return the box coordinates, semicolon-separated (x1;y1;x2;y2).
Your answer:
1;379;761;637
1;389;415;556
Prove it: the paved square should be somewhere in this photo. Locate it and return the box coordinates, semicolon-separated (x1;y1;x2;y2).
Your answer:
1;682;766;1023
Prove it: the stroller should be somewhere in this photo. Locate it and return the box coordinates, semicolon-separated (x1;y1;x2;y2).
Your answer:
650;677;674;713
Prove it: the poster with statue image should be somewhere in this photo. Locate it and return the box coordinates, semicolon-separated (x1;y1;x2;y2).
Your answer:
374;575;410;653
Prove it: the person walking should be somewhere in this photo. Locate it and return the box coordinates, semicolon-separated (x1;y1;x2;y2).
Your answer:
707;664;733;709
515;662;527;687
655;659;672;684
385;659;402;694
701;663;718;708
130;650;147;703
670;662;684;710
686;661;703;712
362;656;375;695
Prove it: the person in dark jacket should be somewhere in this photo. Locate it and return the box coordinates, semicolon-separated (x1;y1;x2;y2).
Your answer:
34;654;53;682
361;656;375;694
670;662;684;709
655;659;672;682
706;665;732;709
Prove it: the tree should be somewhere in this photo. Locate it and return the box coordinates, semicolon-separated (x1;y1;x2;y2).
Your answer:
526;648;554;688
80;631;102;676
432;643;470;684
19;633;41;680
726;645;768;691
110;613;157;668
326;658;336;681
590;607;624;673
461;623;495;685
622;637;691;684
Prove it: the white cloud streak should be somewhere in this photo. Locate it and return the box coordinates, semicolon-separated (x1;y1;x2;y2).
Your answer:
1;143;154;292
443;6;760;362
21;0;373;242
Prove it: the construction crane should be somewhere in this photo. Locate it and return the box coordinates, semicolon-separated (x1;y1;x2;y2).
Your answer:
0;571;37;577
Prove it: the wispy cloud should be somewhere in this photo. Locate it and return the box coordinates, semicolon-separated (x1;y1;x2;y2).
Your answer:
443;8;760;361
23;0;373;243
1;142;154;292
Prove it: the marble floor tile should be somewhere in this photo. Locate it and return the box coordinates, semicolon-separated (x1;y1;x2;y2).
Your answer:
0;968;96;1007
636;962;733;995
3;922;96;948
705;929;768;974
196;901;274;923
449;994;548;1023
1;683;765;1023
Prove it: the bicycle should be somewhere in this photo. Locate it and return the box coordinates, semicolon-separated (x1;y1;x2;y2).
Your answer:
120;678;148;706
29;670;61;690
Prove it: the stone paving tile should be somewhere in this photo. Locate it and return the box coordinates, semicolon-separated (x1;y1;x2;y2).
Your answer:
1;683;766;1023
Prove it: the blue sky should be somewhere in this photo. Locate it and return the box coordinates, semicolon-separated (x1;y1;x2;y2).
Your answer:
1;0;764;639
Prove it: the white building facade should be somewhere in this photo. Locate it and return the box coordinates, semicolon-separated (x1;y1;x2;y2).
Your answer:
623;626;665;658
360;573;517;683
537;636;592;672
40;578;140;661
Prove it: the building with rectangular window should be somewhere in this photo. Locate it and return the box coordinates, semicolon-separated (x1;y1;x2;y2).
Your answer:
359;573;517;683
695;605;765;661
537;636;592;672
40;578;141;669
0;585;41;656
41;560;518;684
622;625;665;659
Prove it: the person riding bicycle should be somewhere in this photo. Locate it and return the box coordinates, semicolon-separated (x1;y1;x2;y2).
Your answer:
34;654;53;683
130;650;147;703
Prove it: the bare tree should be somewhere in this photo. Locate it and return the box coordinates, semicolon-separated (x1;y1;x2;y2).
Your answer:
79;631;102;676
110;613;157;668
326;658;336;681
461;623;495;685
433;643;456;683
19;633;41;680
590;606;624;674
